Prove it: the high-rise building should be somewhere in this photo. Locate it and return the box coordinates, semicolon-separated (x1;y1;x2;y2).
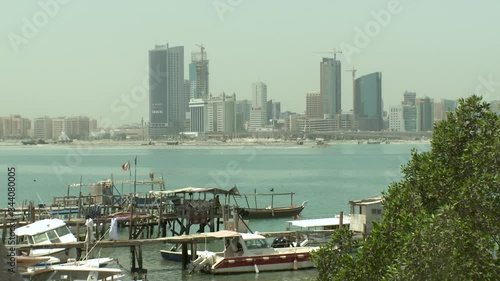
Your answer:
189;48;209;100
249;82;267;130
266;100;273;125
272;101;281;122
306;92;322;119
416;97;434;131
389;105;417;132
189;99;208;133
236;100;252;126
434;99;457;121
320;58;341;118
207;93;236;133
0;115;31;138
403;91;416;106
354;72;383;131
34;116;53;140
149;44;185;138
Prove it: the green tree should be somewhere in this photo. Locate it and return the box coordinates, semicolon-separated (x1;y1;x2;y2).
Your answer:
315;96;500;280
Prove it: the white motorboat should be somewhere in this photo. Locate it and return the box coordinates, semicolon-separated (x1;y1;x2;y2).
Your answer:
15;218;77;263
190;230;318;274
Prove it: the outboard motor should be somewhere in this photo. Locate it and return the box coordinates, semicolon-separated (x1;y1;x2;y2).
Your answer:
271;237;293;248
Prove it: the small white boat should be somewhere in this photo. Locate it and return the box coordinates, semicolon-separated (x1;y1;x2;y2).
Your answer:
15;218;77;263
27;257;126;281
29;265;124;281
190;230;318;274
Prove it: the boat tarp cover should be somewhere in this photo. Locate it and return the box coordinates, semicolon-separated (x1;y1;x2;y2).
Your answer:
149;186;240;196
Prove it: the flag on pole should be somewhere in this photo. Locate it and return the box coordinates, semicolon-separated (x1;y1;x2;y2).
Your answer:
121;161;130;171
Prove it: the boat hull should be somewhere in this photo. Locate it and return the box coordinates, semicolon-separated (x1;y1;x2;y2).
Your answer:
237;205;305;219
160;249;197;262
211;252;314;274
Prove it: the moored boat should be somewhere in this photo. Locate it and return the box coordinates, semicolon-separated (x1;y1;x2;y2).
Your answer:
15;218;77;263
189;230;318;274
236;191;308;219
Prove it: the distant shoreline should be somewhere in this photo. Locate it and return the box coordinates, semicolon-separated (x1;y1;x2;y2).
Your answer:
0;138;431;148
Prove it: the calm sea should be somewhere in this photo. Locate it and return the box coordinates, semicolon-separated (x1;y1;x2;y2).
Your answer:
0;142;429;281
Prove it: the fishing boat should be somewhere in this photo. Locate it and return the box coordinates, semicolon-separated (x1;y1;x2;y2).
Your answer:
189;230;318;274
236;191;307;219
15;218;77;263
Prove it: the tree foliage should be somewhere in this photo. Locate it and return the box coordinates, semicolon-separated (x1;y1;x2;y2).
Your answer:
314;96;500;280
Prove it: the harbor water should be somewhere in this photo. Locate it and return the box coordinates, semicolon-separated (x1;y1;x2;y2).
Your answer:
0;142;430;280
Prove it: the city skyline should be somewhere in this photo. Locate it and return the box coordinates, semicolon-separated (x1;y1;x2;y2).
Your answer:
1;1;499;127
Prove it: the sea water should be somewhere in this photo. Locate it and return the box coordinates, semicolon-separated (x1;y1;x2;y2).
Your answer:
0;142;429;280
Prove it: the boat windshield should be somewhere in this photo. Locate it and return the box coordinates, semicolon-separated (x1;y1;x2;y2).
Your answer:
244;238;269;250
55;226;71;237
33;233;49;244
47;230;61;243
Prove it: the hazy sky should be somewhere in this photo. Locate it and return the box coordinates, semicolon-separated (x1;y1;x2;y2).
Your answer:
1;0;499;127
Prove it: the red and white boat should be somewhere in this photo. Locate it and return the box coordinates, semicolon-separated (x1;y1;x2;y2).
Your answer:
189;230;318;274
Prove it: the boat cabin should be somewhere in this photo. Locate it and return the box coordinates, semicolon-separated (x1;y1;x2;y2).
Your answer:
286;216;351;245
15;218;77;258
348;196;383;238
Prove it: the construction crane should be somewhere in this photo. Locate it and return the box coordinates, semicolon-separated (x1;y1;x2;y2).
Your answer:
195;44;205;61
313;48;343;60
346;67;357;113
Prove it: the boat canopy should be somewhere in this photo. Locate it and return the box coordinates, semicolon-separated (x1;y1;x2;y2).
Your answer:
149;186;240;196
241;233;267;240
287;217;351;228
15;219;67;236
166;230;241;242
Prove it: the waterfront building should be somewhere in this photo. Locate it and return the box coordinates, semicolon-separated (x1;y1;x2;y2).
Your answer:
434;99;457;122
0;114;31;139
249;82;267;130
336;112;357;131
235;100;251;132
149;44;185;138
272;101;281;122
403;90;416;106
416;97;434;131
320;57;341;118
33;116;53;140
389;105;417;132
64;116;96;140
306;92;322;119
189;98;208;133
298;118;336;132
189;49;209;100
207;93;236;133
354;72;383;131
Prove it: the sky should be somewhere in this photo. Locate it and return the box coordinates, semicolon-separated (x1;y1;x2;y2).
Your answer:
1;0;499;127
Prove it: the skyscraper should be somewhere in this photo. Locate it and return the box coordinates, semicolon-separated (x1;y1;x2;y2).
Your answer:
320;58;341;118
416;97;434;131
207;93;236;133
403;90;416;106
249;82;267;130
149;44;185;138
189;48;209;100
354;72;383;131
306;92;322;119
